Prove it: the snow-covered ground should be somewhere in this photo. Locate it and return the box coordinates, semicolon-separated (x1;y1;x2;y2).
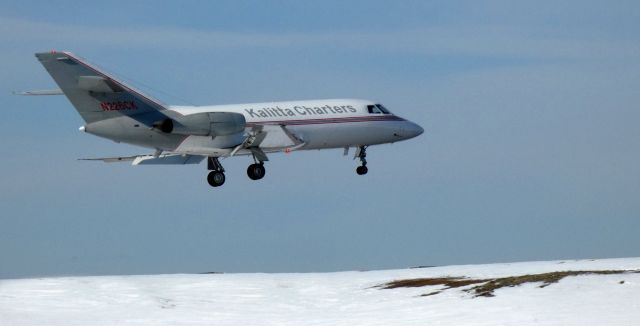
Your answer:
1;258;639;325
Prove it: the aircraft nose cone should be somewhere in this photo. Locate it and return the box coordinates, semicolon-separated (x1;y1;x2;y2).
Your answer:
403;122;424;139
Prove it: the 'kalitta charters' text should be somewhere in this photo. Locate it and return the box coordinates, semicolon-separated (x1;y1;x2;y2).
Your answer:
245;105;357;119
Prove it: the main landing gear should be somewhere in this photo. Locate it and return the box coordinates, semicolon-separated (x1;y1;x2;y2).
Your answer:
247;151;266;181
206;157;226;187
206;156;267;188
355;145;368;175
247;162;266;180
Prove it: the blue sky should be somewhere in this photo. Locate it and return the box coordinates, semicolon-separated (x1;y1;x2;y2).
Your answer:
1;1;639;278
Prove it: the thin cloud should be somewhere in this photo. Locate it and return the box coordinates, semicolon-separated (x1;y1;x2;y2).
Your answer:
1;17;637;61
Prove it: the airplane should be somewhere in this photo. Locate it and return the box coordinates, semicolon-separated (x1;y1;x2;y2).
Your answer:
29;51;423;188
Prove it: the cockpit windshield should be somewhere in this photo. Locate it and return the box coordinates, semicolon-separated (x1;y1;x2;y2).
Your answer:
367;104;391;114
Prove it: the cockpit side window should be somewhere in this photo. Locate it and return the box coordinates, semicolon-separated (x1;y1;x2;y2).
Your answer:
367;104;392;114
367;104;383;114
376;104;391;114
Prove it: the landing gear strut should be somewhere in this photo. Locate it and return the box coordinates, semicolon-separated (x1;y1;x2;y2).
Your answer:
207;157;226;187
356;146;368;175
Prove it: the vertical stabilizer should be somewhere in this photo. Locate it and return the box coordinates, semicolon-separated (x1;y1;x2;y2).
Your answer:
35;51;167;123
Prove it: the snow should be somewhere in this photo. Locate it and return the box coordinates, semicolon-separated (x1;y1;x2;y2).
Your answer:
2;258;640;325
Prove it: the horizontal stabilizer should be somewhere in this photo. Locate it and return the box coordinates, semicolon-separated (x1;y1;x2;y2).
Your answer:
79;154;204;165
13;89;64;96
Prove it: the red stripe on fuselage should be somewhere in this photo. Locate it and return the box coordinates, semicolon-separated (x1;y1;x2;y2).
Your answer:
246;115;404;126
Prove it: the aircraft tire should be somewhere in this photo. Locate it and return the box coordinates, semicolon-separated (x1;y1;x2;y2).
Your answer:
247;163;266;180
356;165;368;175
207;171;226;187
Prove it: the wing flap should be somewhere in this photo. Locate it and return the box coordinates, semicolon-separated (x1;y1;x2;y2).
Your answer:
132;154;204;165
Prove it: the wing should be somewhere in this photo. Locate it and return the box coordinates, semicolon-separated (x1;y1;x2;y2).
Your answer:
80;153;204;165
251;125;304;148
229;125;306;160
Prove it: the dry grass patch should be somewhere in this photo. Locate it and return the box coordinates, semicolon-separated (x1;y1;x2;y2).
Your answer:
381;277;487;290
379;269;640;298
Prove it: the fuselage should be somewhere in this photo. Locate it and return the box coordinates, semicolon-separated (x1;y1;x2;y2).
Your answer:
83;98;423;157
166;98;423;156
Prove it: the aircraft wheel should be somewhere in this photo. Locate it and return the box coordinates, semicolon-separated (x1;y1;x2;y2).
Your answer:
247;163;266;180
356;165;368;175
207;171;226;187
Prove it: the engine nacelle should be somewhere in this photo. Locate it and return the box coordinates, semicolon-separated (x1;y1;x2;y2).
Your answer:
154;112;246;137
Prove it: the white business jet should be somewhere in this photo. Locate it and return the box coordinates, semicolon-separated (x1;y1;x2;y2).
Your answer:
30;51;423;187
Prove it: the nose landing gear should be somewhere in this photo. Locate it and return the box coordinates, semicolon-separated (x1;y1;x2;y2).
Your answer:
355;145;368;175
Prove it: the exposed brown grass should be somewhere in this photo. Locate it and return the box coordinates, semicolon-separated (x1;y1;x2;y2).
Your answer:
468;270;637;297
379;269;640;298
381;277;487;290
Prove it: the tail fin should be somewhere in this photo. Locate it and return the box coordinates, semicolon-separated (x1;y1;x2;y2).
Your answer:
35;51;167;123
